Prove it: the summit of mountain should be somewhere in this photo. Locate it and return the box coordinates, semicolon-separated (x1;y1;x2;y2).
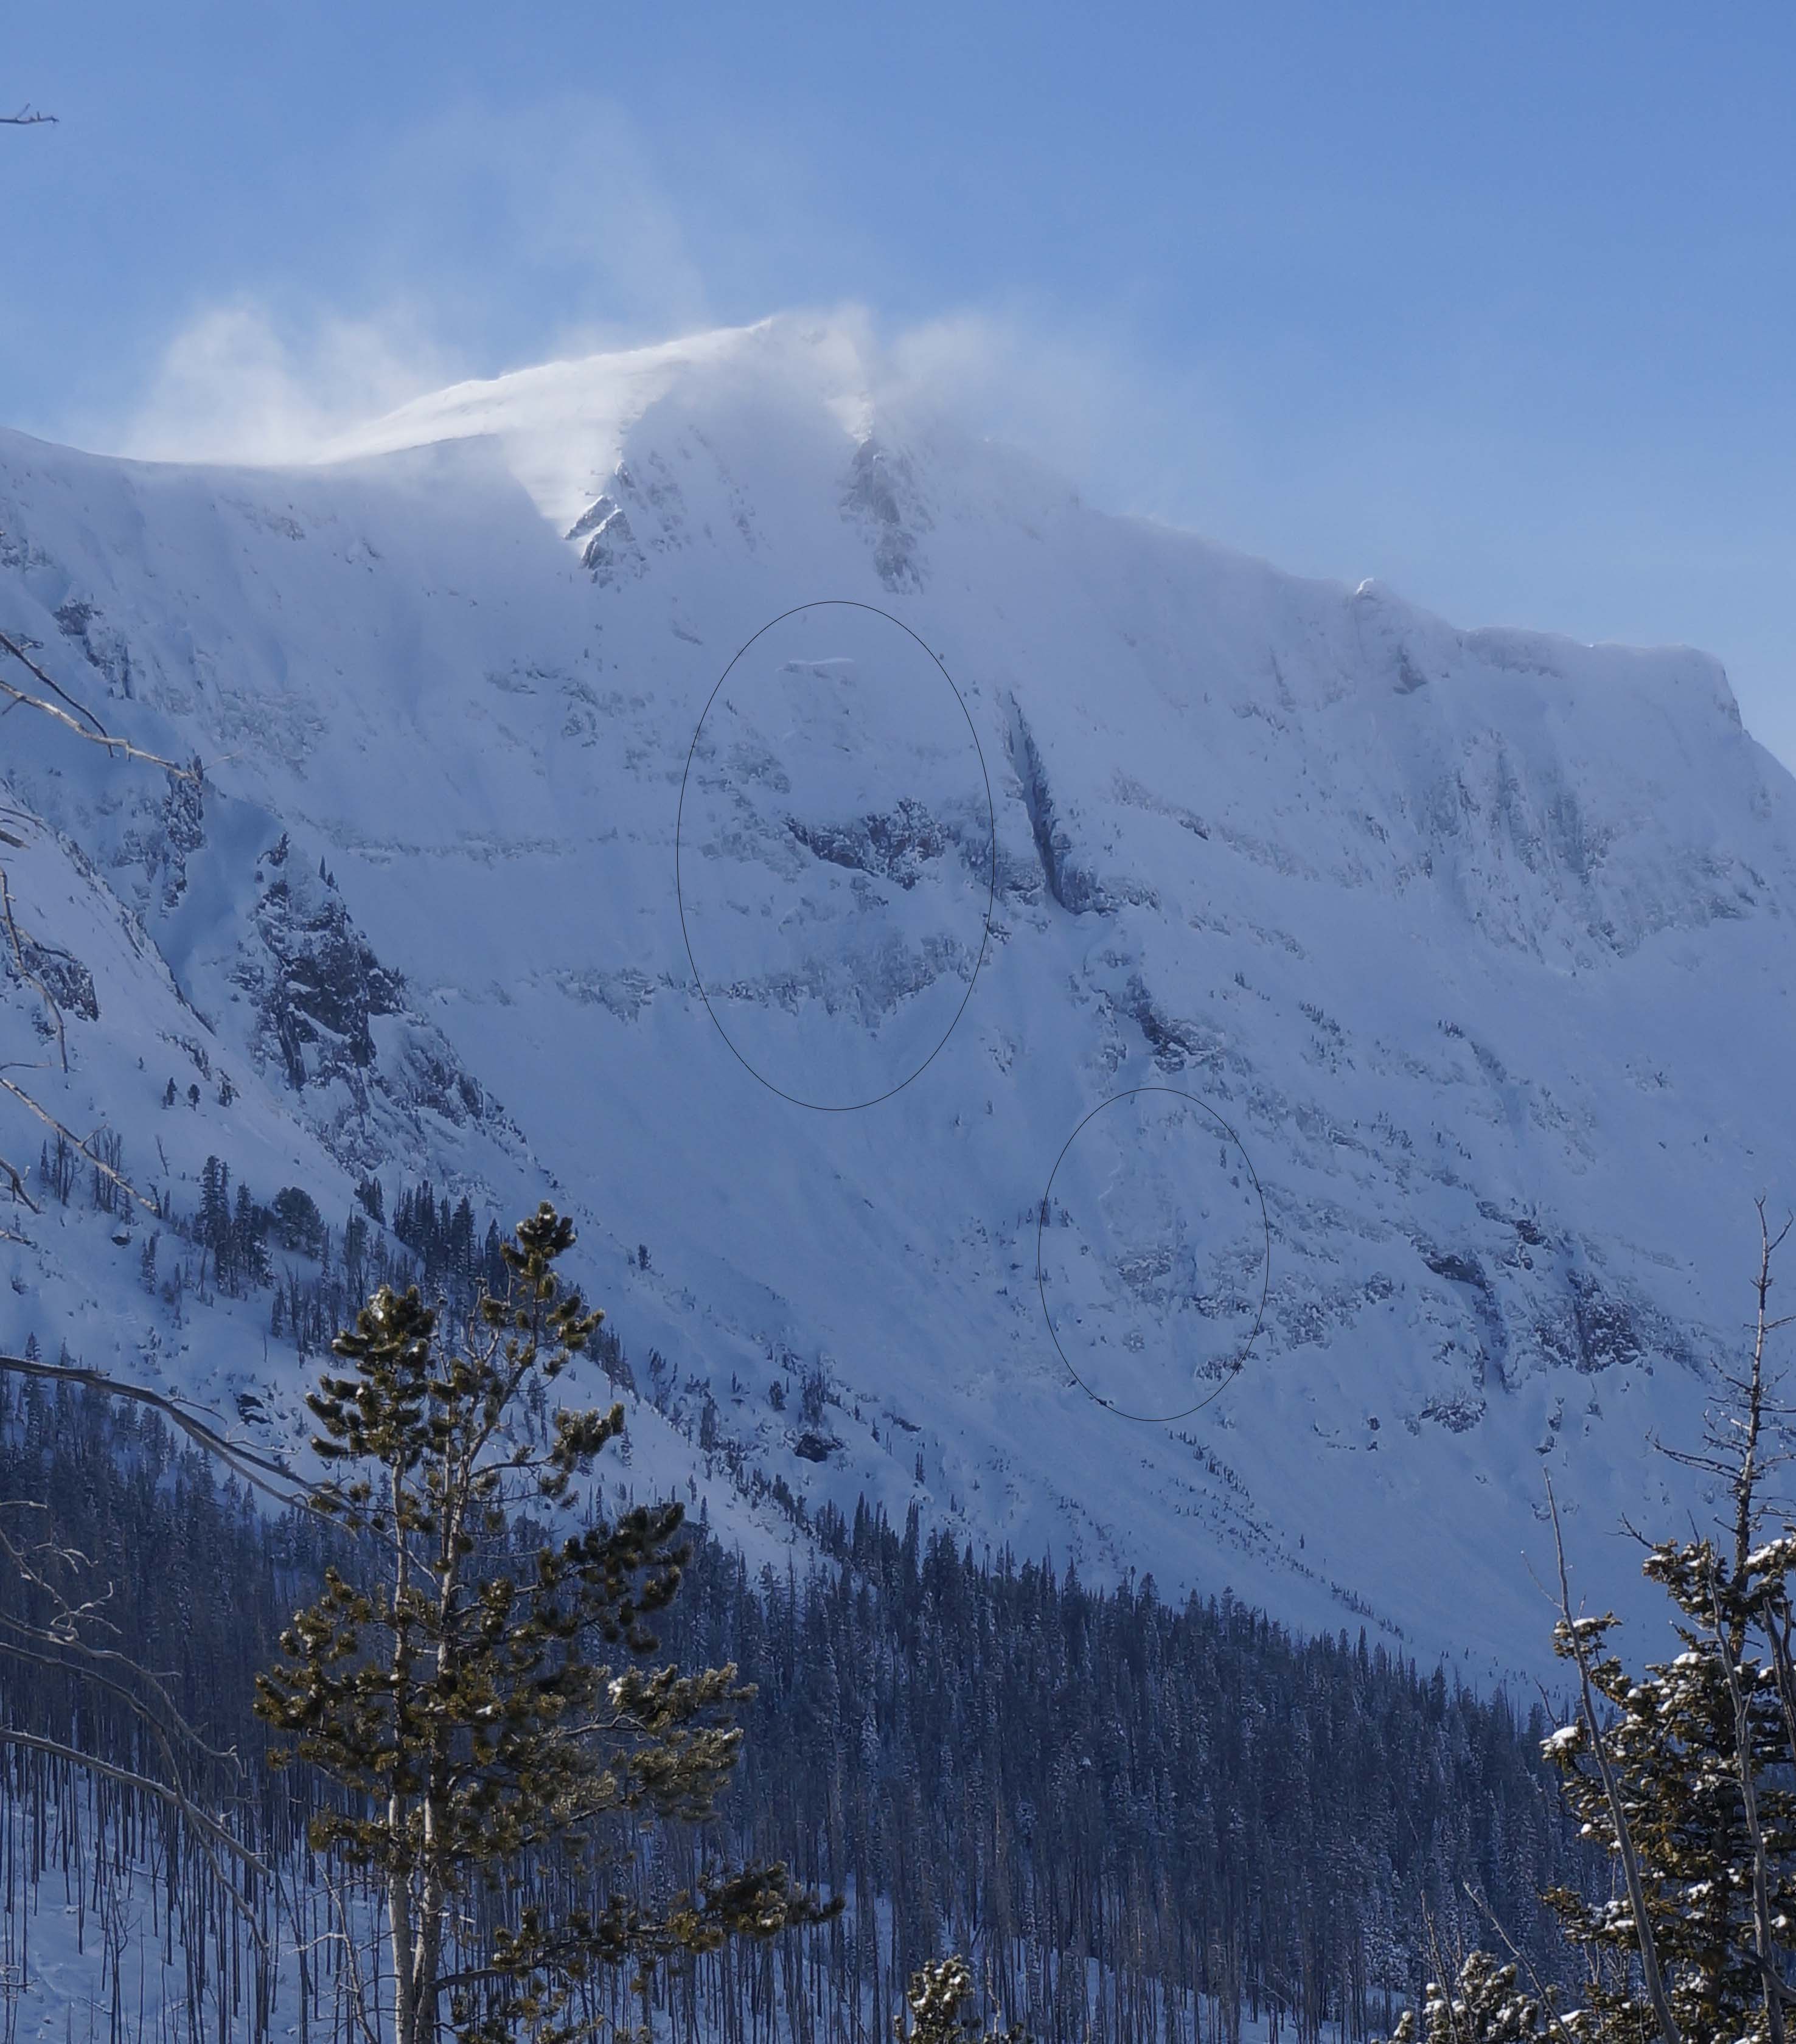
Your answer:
2;312;1790;1681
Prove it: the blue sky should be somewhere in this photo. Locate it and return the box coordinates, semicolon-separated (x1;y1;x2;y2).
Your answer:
6;2;1796;760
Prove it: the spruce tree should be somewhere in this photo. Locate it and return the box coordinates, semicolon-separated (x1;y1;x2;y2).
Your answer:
1540;1537;1796;2044
894;1958;1031;2044
254;1202;833;2044
1384;1955;1554;2044
1389;1208;1796;2044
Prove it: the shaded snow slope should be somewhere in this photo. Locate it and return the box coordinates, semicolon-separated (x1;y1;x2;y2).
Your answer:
4;313;1792;1682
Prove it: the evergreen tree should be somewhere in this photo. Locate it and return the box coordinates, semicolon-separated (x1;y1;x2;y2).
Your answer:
233;1181;270;1287
1539;1536;1796;2044
1384;1955;1554;2044
270;1184;324;1256
1393;1208;1796;2044
198;1154;232;1287
895;1958;1030;2044
253;1203;833;2044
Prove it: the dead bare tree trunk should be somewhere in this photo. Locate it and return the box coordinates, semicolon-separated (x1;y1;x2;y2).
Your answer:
1544;1473;1682;2044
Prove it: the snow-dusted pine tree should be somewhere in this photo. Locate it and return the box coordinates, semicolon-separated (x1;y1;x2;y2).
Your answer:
893;1958;1031;2044
254;1202;834;2044
1393;1208;1796;2044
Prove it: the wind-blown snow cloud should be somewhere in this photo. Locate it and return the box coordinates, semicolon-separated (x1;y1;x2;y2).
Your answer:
108;82;1220;513
873;307;1231;524
116;93;716;468
119;287;1225;566
372;94;714;356
104;89;1796;784
120;302;463;465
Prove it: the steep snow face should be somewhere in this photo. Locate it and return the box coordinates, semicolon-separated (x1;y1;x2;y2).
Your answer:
675;598;996;1109
3;313;1793;1680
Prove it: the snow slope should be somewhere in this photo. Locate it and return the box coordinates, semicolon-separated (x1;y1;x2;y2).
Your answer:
4;312;1792;1684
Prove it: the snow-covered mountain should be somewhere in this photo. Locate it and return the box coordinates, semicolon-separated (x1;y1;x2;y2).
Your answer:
4;313;1791;1681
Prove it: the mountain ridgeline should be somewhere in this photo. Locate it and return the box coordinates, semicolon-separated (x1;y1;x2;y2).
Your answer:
4;315;1789;1675
1;311;1787;2040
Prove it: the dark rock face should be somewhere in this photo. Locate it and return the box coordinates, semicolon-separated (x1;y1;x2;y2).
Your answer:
240;835;403;1091
1418;1394;1486;1433
117;767;208;914
1564;1270;1649;1375
1004;698;1137;917
568;495;644;584
1124;976;1219;1075
225;835;515;1175
1422;1249;1489;1290
787;798;953;890
392;1035;489;1127
53;597;135;699
13;937;98;1023
568;455;694;583
841;439;928;593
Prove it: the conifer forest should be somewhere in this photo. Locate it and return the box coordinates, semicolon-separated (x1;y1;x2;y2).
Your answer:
0;1368;1590;2044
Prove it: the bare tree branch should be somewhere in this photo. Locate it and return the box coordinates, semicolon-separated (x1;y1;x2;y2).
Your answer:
0;1145;38;1212
0;627;108;735
0;1350;313;1509
315;1865;389;2044
0;1728;263;1874
0;1726;271;1953
1702;1553;1792;2044
0;1598;244;1771
0;1500;275;1953
0;1504;112;1628
0;866;67;1072
0;1074;156;1214
0;628;197;777
1;106;56;127
1654;1200;1796;1563
1;1634;219;1798
1545;1469;1682;2044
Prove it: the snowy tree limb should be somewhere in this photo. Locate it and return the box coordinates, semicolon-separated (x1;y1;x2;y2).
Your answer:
0;1074;159;1214
0;1729;266;1877
0;1607;245;1772
1702;1555;1793;2043
0;1724;271;1957
1545;1470;1682;2044
0;627;199;776
0;1349;312;1507
0;866;67;1072
0;1147;38;1212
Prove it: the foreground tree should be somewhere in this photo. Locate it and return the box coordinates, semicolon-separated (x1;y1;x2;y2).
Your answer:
254;1203;834;2044
1533;1205;1796;2044
1387;1206;1796;2044
1383;1954;1556;2044
1537;1532;1796;2044
894;1959;1030;2044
